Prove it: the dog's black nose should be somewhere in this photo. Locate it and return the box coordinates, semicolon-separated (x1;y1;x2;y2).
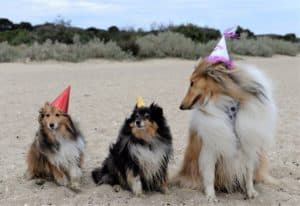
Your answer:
49;123;55;128
136;120;141;127
179;105;185;110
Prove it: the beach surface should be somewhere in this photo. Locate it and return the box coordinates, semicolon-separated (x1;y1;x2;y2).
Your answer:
0;56;299;205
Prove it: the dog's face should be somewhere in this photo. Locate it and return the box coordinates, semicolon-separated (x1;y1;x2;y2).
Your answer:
39;102;70;132
129;104;163;141
180;60;230;110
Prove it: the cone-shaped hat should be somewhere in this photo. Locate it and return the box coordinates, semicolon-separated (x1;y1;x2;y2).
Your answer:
205;27;239;68
136;96;145;108
51;86;71;113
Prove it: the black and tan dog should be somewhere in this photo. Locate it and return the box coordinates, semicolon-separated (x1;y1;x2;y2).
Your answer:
92;97;173;195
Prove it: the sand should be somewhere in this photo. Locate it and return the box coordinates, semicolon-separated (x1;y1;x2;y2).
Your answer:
0;56;299;206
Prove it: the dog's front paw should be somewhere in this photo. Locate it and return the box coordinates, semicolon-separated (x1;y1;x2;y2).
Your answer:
35;178;46;185
70;181;81;192
132;188;143;197
247;188;258;199
206;194;219;203
55;176;68;187
160;187;169;195
113;185;121;192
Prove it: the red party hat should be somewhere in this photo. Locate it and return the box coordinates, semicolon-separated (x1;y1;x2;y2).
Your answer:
51;86;71;113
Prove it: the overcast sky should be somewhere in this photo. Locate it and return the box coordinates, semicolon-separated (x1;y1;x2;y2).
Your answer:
1;0;299;36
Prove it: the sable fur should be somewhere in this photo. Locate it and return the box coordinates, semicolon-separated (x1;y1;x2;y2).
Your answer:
26;102;85;191
92;103;173;195
174;60;277;201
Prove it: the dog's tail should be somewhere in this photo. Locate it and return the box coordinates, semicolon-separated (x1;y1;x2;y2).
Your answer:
171;129;202;189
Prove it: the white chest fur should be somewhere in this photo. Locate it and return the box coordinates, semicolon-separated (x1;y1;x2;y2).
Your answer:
191;96;240;157
130;141;168;180
49;136;85;169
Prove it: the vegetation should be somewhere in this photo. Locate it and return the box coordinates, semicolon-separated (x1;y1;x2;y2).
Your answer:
0;18;299;62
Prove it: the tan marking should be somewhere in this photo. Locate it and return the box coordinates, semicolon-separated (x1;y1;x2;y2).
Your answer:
130;121;158;142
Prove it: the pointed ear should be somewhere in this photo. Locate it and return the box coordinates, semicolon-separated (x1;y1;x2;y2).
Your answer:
150;103;163;118
195;57;202;67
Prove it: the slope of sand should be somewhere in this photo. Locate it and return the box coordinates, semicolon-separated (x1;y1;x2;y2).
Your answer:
0;56;299;206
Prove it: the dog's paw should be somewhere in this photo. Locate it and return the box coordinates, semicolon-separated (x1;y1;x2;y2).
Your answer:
247;188;258;199
35;178;46;186
55;176;68;187
70;181;81;192
113;185;121;193
133;191;145;198
160;186;169;195
206;194;219;203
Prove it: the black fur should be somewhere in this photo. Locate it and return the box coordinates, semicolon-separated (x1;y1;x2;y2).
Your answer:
92;103;173;193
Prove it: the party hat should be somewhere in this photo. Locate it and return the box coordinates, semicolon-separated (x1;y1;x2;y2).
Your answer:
136;96;145;108
205;27;239;69
51;86;71;113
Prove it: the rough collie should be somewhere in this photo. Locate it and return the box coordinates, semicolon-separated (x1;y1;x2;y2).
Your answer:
92;103;173;195
26;102;85;191
173;60;277;201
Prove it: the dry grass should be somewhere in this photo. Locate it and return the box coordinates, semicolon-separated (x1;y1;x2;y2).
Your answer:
0;32;298;62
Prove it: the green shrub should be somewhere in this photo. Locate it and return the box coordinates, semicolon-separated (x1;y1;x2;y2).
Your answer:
0;42;20;62
136;31;201;59
228;38;273;57
262;37;298;56
0;32;299;62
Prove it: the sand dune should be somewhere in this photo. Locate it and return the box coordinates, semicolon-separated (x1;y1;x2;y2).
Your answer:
0;56;299;205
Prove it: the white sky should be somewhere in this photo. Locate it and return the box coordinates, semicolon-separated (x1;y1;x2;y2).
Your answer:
1;0;299;36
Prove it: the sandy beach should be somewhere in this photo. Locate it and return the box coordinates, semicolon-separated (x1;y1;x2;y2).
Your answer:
0;56;299;206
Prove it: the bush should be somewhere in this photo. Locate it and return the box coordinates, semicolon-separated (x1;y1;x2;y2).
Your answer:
227;37;298;57
228;38;273;57
0;32;299;62
262;37;298;56
171;24;220;43
136;31;201;59
0;42;21;62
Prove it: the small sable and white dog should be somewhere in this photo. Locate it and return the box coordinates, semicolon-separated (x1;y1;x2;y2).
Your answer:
173;60;277;201
26;103;85;191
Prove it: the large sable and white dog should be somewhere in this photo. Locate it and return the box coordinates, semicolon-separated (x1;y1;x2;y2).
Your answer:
173;60;277;201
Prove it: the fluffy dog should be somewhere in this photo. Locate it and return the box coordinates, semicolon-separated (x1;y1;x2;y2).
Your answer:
26;102;85;191
92;103;173;195
173;60;277;201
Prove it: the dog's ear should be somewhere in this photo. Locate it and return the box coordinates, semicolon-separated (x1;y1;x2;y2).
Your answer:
38;107;45;123
205;62;232;83
64;114;77;136
150;103;163;118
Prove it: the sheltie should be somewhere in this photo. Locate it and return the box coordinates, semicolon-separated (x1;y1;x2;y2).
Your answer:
92;103;173;196
173;60;277;201
26;102;85;191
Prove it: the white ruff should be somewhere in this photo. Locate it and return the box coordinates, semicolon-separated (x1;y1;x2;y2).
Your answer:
190;65;277;192
130;139;168;181
48;134;85;170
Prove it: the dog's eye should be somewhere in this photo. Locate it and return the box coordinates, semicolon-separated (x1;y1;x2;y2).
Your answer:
41;114;44;118
46;114;50;117
144;113;149;118
56;114;60;117
190;81;194;87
